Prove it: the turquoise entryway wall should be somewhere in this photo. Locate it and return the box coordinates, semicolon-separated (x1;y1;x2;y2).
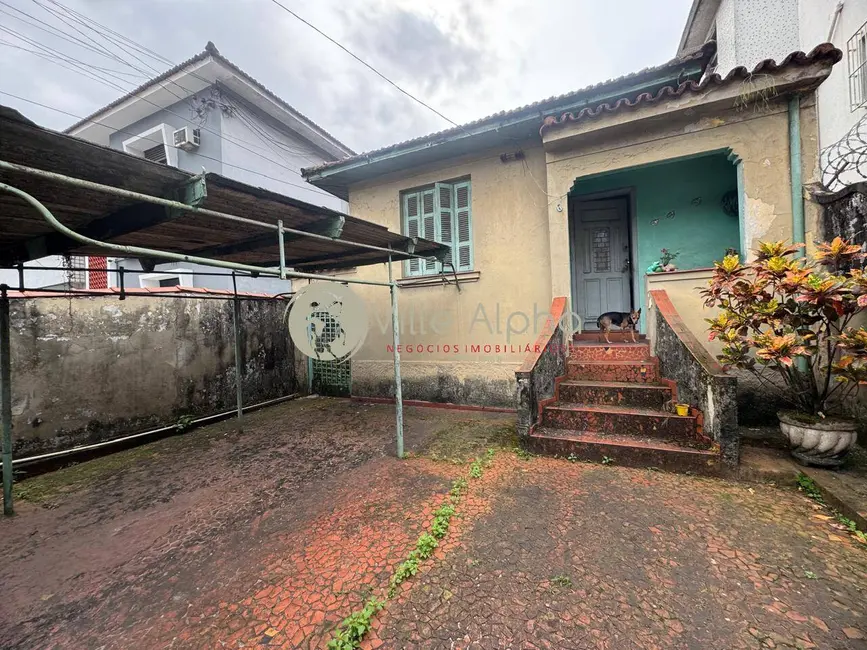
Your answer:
570;153;739;329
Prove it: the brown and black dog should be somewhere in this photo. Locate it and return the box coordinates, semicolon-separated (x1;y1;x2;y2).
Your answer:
596;309;641;343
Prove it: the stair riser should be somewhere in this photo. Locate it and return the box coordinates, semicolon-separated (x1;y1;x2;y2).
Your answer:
526;436;721;476
574;332;646;342
541;409;704;446
568;362;658;383
570;346;650;362
558;384;672;409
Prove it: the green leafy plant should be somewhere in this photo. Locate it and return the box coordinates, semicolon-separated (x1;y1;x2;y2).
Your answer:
702;238;867;415
449;478;468;499
469;461;483;479
327;597;385;650
551;574;573;588
602;456;614;465
513;447;533;460
660;248;680;266
431;503;455;539
175;414;195;433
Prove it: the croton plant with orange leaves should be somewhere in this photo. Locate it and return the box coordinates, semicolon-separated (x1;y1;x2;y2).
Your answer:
702;237;867;416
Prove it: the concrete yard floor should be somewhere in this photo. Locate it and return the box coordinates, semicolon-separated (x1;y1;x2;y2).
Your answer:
1;398;865;649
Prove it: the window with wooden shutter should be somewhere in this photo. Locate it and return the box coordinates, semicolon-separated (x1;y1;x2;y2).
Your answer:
454;181;473;272
403;192;421;275
401;179;472;277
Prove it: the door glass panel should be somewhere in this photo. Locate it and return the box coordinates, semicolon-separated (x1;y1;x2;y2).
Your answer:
592;227;611;273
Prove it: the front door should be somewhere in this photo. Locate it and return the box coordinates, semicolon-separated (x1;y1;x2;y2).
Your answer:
571;196;632;330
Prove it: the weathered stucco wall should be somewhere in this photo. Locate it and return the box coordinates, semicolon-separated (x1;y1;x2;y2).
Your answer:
345;143;552;406
544;90;822;313
573;153;739;328
9;296;296;456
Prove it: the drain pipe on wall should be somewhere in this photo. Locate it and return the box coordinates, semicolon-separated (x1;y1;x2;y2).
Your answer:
788;94;806;258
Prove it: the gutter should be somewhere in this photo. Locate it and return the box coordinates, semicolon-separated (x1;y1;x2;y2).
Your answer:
788;95;805;258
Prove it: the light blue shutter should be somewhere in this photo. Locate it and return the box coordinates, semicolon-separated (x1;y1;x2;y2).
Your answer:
454;181;473;271
403;192;421;276
420;188;438;274
435;182;454;272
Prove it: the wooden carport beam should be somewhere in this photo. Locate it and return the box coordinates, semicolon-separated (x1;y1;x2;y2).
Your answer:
1;175;208;265
3;202;172;265
187;215;345;259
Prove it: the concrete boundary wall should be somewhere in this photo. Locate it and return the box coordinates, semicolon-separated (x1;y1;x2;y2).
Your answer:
9;295;296;456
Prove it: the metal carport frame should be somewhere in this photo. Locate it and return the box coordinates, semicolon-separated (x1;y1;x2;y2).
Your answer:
0;163;436;516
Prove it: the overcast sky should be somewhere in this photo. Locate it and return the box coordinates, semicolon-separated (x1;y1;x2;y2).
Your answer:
0;0;693;154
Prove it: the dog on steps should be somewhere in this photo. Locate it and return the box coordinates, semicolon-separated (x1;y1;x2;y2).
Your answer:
596;309;641;344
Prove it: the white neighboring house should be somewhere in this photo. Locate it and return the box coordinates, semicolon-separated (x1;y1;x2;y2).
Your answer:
678;0;867;189
9;42;353;293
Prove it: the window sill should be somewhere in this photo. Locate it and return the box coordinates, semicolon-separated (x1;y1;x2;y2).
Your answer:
397;270;480;288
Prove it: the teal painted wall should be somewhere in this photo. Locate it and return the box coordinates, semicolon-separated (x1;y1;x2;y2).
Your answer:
571;154;738;330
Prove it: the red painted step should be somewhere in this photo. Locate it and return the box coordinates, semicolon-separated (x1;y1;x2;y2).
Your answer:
574;331;647;342
557;380;673;409
570;343;650;362
541;403;709;448
528;427;721;476
568;360;658;383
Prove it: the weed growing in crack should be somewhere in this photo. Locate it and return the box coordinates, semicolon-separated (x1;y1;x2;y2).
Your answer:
513;447;534;460
327;451;498;648
551;574;573;588
602;456;614;465
797;472;867;547
326;597;385;650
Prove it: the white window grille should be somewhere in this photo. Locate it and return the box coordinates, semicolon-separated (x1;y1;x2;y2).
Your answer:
848;20;867;111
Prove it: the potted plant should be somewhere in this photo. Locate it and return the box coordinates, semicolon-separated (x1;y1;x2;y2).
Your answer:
646;248;680;274
702;238;867;467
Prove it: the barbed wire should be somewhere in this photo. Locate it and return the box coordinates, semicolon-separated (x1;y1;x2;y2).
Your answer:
820;112;867;192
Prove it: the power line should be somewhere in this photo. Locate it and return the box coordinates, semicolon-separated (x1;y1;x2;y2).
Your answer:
0;2;148;77
11;0;348;191
0;90;342;201
267;0;469;134
0;27;141;89
28;0;340;181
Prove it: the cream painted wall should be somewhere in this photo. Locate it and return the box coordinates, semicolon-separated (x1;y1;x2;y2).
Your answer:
344;144;553;405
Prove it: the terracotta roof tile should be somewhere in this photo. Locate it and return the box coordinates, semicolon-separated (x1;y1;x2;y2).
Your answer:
4;286;288;300
540;44;842;134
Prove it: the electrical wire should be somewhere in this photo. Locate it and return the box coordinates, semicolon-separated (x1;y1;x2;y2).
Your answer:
0;3;149;77
0;90;343;200
0;28;141;90
12;0;350;187
267;0;471;135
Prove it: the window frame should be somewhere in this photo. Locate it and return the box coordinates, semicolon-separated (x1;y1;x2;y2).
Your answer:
400;177;473;278
122;124;179;167
847;20;867;111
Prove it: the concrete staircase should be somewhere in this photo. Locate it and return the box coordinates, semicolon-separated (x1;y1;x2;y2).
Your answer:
527;334;721;474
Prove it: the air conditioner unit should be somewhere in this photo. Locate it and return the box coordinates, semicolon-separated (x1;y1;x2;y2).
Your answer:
172;126;200;151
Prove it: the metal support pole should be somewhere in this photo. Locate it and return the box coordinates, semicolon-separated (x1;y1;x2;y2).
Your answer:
388;255;404;458
231;274;244;431
277;220;287;281
1;285;13;515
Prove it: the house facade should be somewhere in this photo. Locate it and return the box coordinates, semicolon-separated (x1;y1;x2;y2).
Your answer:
303;42;841;413
57;42;352;293
679;0;867;189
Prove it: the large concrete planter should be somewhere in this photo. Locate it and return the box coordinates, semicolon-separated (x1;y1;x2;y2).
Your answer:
778;411;857;468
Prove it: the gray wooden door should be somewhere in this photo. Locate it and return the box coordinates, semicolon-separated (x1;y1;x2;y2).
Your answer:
571;197;631;329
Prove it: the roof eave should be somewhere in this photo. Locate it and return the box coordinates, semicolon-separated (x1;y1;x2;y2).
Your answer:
304;63;706;191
